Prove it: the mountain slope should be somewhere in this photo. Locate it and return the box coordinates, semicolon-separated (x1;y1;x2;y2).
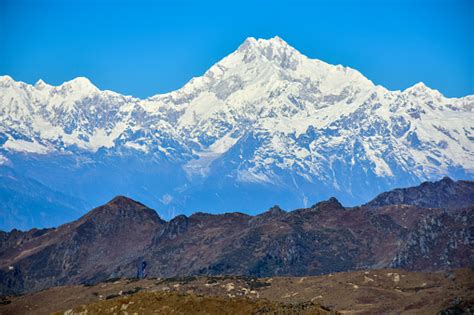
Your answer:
365;177;474;209
1;36;473;229
0;196;163;294
0;166;88;231
1;180;472;295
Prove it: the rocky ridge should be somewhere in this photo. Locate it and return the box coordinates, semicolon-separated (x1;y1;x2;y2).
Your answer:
0;178;472;295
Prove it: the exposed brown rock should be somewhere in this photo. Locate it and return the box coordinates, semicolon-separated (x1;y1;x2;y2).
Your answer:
0;196;163;294
0;180;472;296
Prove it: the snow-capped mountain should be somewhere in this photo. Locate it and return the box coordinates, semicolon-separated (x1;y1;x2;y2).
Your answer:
1;36;473;230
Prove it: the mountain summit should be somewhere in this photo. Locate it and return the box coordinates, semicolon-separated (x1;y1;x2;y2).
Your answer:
236;36;302;67
0;37;473;229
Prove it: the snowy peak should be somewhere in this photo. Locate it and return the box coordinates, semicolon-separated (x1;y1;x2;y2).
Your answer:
190;36;376;113
0;75;15;86
409;82;429;90
1;76;98;94
248;36;296;52
0;37;473;189
0;37;473;222
404;82;441;97
58;77;99;94
238;36;293;52
237;36;300;66
34;79;49;89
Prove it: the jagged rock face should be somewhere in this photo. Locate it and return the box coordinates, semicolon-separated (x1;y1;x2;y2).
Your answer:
391;209;474;270
1;180;472;295
365;177;474;209
1;37;473;230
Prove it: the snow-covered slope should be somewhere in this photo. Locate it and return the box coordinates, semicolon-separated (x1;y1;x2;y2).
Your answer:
1;37;473;229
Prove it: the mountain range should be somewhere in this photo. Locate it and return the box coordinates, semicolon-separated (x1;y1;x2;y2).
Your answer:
1;36;473;230
1;178;473;295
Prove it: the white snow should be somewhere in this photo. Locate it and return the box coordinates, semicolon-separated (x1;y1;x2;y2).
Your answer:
0;37;473;187
237;169;273;184
124;142;149;153
3;139;50;154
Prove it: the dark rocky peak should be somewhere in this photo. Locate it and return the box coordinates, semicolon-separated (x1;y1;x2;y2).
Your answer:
1;182;473;296
268;205;284;212
160;215;189;239
170;214;188;224
0;228;47;257
83;195;162;222
0;227;53;249
311;197;344;211
250;205;286;225
264;205;285;216
105;195;148;209
365;178;474;210
440;176;454;184
419;176;454;189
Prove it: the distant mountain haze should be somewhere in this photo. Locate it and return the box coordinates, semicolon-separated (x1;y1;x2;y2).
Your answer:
0;37;473;230
1;178;472;295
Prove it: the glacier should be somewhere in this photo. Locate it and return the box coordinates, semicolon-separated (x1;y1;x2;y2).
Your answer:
1;36;473;230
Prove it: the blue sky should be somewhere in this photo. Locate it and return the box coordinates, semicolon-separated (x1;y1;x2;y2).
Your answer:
0;0;472;98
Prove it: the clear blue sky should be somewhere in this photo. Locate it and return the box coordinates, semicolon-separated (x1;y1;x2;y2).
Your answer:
1;0;472;98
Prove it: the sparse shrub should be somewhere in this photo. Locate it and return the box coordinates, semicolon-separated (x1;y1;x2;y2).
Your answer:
122;287;142;295
105;294;120;300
